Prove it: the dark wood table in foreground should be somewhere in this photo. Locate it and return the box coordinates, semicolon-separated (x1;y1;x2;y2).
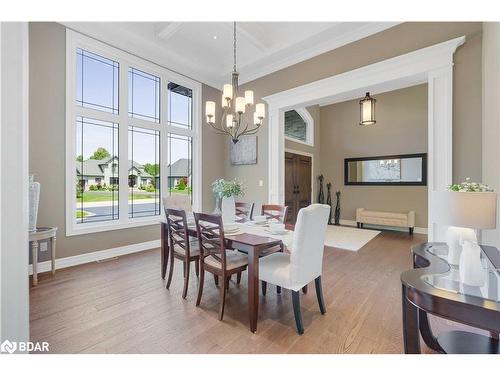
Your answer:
161;220;283;333
401;242;500;354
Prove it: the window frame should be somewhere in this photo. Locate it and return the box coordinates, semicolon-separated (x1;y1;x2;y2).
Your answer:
66;30;202;236
284;107;314;147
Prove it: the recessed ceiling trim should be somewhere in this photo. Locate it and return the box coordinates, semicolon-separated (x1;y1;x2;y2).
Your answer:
157;22;184;41
238;22;401;85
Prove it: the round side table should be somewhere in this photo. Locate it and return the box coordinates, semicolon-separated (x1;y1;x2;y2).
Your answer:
29;226;57;286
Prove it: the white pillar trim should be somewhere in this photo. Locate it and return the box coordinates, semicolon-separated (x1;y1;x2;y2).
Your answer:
264;36;465;241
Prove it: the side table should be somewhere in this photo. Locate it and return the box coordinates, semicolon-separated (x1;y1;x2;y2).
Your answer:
29;227;57;286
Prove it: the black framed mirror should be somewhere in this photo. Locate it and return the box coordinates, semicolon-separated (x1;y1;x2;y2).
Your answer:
344;153;427;186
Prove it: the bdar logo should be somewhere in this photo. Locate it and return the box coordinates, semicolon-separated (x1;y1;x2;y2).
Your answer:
1;340;17;354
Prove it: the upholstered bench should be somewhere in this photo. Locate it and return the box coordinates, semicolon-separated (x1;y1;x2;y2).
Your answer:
356;208;415;235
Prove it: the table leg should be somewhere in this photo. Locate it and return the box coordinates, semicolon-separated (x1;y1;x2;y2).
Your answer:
51;236;56;276
248;245;259;333
161;223;168;279
32;241;38;286
402;284;420;353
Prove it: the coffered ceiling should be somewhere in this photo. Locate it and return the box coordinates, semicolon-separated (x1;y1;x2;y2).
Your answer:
62;22;399;88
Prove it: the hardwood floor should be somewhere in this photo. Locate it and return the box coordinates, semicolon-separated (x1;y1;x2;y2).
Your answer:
29;230;473;354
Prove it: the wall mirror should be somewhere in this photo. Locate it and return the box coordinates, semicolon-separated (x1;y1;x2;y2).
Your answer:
344;153;427;186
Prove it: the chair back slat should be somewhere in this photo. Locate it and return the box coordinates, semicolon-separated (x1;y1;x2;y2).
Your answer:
193;212;227;271
261;204;288;223
165;208;191;257
235;201;254;222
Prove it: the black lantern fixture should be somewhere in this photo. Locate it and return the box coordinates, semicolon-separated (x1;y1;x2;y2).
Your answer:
359;92;376;126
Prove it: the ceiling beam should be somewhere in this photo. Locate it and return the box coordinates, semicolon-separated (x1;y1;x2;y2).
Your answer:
157;22;184;41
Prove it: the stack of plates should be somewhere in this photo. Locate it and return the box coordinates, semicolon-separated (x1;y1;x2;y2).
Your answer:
224;223;240;234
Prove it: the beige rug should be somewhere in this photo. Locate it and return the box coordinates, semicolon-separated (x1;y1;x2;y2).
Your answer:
324;225;380;251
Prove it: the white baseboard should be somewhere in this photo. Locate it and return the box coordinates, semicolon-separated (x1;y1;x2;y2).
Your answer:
339;219;428;235
29;239;161;275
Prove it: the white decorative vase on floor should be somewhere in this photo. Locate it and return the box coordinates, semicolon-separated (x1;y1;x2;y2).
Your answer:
221;196;235;224
459;241;485;287
29;175;40;232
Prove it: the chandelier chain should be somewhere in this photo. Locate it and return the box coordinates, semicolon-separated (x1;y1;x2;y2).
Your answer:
233;21;237;72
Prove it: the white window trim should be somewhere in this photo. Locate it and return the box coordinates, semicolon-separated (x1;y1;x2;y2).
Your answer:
284;107;314;147
65;30;202;236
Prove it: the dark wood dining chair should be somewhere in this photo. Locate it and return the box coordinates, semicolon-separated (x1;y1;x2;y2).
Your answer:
165;208;200;299
261;204;288;224
235;201;254;222
194;212;248;321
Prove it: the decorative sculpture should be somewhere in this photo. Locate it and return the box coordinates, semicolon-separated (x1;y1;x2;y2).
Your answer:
318;175;325;204
334;190;341;226
326;182;333;224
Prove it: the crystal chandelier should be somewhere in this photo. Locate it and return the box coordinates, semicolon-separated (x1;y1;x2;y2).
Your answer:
205;22;265;144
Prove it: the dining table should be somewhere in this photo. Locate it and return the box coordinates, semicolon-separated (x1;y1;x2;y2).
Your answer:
160;216;294;333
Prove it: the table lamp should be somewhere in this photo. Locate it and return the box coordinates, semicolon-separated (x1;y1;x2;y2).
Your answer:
433;190;497;266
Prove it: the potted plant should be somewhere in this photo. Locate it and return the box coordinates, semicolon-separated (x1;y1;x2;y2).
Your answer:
212;179;245;223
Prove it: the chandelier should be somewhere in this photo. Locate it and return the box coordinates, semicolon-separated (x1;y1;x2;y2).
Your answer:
205;22;265;144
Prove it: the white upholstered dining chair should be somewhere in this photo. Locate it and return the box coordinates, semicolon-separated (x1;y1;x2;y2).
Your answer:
258;204;330;334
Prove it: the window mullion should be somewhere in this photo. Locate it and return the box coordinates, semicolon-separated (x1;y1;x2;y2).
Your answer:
118;62;130;223
160;75;169;213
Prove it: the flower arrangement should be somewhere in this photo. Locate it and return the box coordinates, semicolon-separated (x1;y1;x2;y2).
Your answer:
447;177;493;192
212;178;245;198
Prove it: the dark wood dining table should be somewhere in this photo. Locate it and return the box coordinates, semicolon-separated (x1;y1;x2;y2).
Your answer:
160;219;284;333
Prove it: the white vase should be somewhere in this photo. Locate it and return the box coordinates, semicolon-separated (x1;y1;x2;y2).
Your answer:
221;196;235;224
445;226;477;265
459;241;485;287
28;175;40;232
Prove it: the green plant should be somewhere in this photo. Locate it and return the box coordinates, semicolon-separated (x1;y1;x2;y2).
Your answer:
212;178;245;198
89;184;96;191
146;184;156;193
447;177;493;192
176;178;187;190
76;185;83;199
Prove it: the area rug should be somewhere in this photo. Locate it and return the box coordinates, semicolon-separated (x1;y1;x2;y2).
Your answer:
324;225;381;251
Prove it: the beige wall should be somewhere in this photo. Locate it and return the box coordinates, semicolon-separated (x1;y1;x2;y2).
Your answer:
320;85;428;227
29;22;224;259
226;22;483;207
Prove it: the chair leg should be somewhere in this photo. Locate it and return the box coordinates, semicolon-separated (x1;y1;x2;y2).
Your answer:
213;274;219;287
292;290;304;335
315;276;326;314
166;251;175;289
236;271;242;284
196;266;205;306
261;281;267;296
219;275;227;321
182;261;190;299
302;285;308;294
195;260;199;277
276;286;281;294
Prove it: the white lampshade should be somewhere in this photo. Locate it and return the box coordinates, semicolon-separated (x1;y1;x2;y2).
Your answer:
244;90;254;105
226;114;234;128
205;101;215;117
256;103;265;118
253;112;260;125
433;191;497;229
235;97;246;113
223;84;233;100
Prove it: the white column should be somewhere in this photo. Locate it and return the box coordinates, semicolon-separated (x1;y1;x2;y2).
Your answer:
427;65;454;242
267;107;285;204
481;22;500;247
0;22;30;346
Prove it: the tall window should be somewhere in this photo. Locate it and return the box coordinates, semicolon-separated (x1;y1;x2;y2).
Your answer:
66;31;201;236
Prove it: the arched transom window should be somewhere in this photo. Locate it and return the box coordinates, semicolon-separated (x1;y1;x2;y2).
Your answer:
284;108;314;146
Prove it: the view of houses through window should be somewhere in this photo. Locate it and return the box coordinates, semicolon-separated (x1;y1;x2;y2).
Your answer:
72;42;195;229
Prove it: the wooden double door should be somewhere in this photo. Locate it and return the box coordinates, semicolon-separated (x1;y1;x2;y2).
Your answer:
285;152;312;224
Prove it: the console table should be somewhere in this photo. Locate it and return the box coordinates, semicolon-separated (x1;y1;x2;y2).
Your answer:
401;242;500;354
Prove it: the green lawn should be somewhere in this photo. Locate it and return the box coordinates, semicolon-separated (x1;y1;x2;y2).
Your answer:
76;210;90;218
78;191;157;202
168;188;191;195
